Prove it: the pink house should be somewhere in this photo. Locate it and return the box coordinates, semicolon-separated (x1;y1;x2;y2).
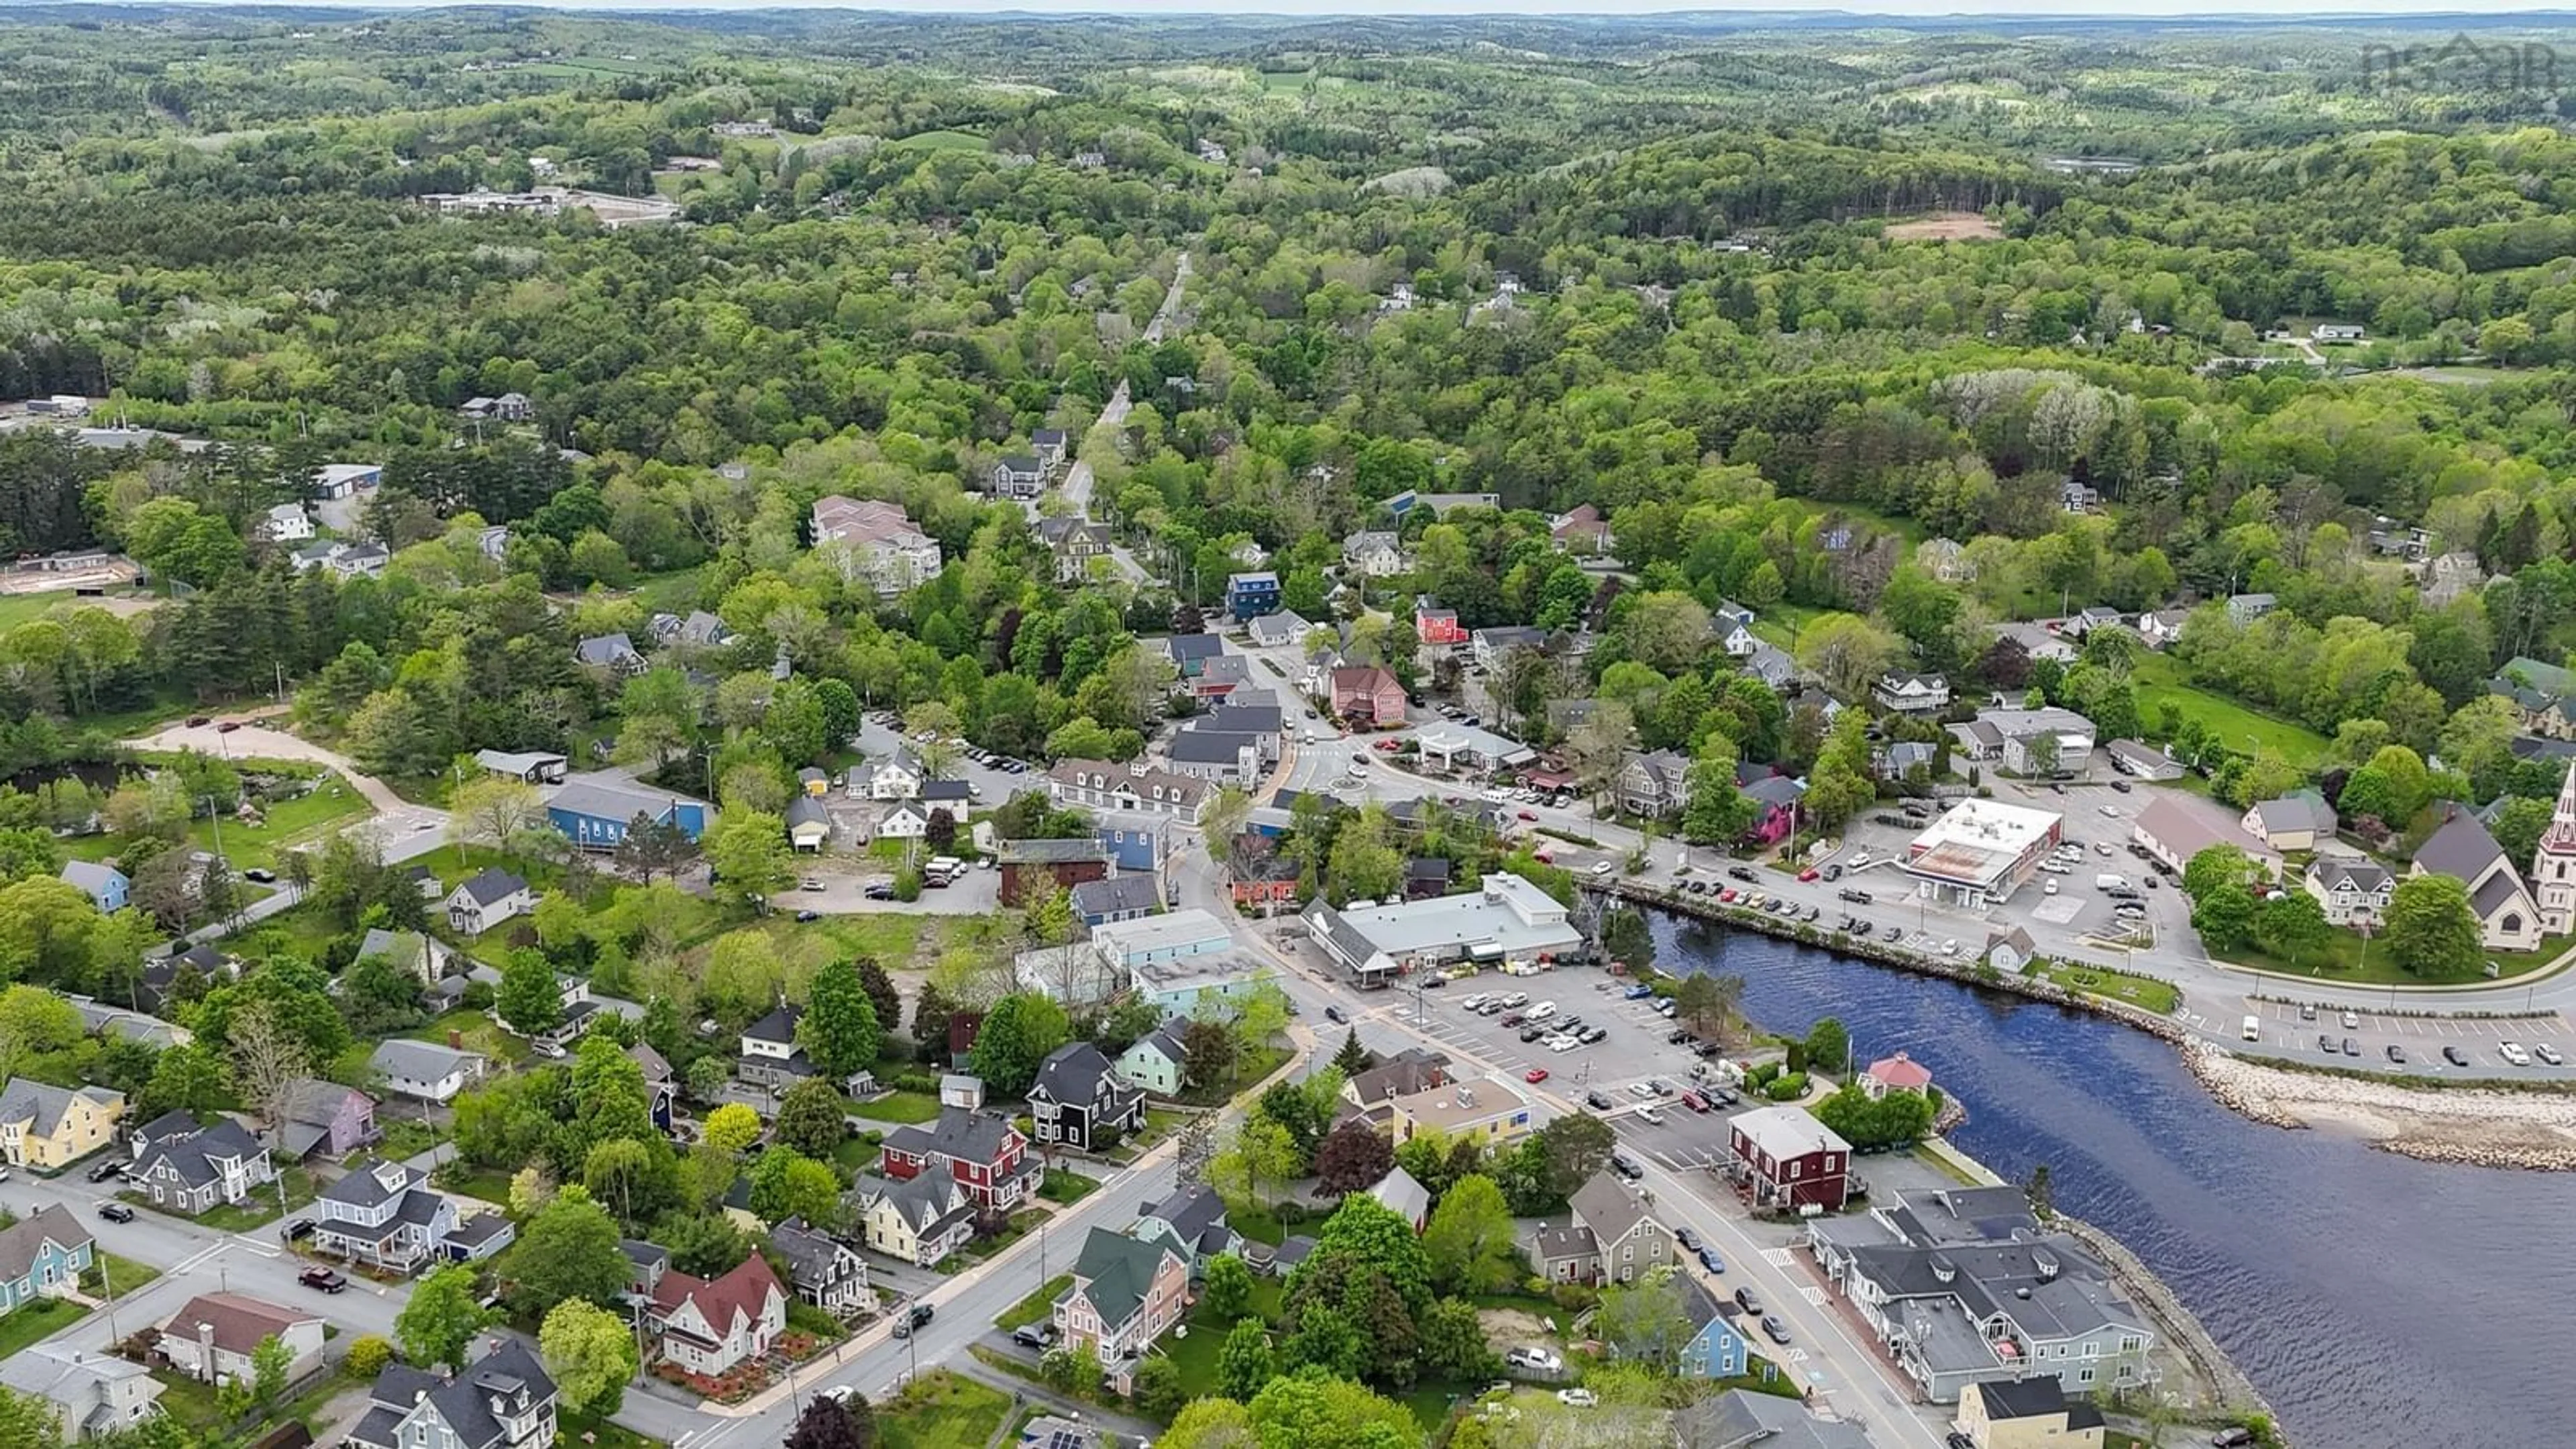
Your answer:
1054;1228;1191;1394
1739;769;1805;846
1330;665;1407;728
646;1253;786;1378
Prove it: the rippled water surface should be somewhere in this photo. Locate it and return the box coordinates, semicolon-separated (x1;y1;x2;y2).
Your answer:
1655;914;2571;1449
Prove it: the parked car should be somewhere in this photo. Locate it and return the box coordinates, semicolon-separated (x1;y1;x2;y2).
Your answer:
1760;1315;1792;1344
2110;778;2132;793
1505;1346;1562;1373
1556;1388;1597;1408
2443;1045;2469;1067
1500;1012;1525;1027
1837;888;1872;904
2342;1037;2360;1057
1591;861;1613;876
1587;1090;1614;1111
1675;1226;1701;1252
2537;1043;2565;1065
1699;1246;1725;1273
299;1267;348;1293
243;867;276;884
1325;1006;1346;1024
1609;1153;1644;1181
98;1202;133;1223
1525;1067;1550;1083
1635;1106;1665;1126
2384;1044;2407;1064
794;910;822;922
85;1160;123;1183
1680;1091;1709;1113
892;1302;934;1337
1012;1324;1056;1349
1733;1286;1764;1314
864;883;896;901
282;1218;316;1240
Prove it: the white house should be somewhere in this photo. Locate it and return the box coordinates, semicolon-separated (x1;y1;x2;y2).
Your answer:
160;1293;325;1387
443;868;533;936
645;1254;788;1377
259;503;314;543
368;1040;487;1104
1872;672;1950;714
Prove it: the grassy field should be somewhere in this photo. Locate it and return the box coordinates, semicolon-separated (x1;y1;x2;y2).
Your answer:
878;1369;1010;1449
1038;1169;1099;1205
2221;930;2567;987
848;1089;942;1124
2131;653;2330;766
888;129;987;152
90;1250;161;1299
992;1273;1071;1331
0;1295;88;1358
189;773;374;870
2033;961;2182;1014
121;1168;316;1233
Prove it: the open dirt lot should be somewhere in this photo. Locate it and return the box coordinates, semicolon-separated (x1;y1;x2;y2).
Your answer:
1884;211;2003;241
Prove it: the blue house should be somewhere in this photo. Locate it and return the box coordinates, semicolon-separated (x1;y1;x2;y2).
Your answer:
1071;875;1161;928
1678;1276;1750;1379
1225;571;1281;622
1096;821;1169;875
59;861;128;914
0;1204;95;1313
545;773;708;852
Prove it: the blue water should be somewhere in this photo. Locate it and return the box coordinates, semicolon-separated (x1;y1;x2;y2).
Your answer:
1654;914;2570;1449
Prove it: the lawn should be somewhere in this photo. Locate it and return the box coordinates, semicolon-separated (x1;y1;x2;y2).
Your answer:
2131;653;2330;767
1038;1169;1098;1205
123;1169;317;1233
0;1295;89;1358
888;129;988;152
877;1368;1010;1449
848;1089;942;1124
831;1132;885;1175
88;1250;160;1299
2218;929;2568;987
804;912;928;964
1219;1195;1289;1246
993;1273;1071;1331
2031;961;2181;1014
955;1208;1047;1265
442;1166;515;1207
405;1010;533;1067
182;772;374;871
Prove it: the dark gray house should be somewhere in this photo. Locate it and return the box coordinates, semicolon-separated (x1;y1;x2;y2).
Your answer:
1026;1042;1146;1151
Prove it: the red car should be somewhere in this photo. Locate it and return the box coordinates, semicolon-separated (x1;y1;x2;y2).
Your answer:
1517;810;1538;821
1532;851;1554;864
1373;739;1401;751
1797;868;1819;882
1718;888;1737;902
1524;1068;1550;1083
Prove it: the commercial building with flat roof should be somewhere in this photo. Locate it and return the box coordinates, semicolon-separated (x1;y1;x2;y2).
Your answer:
1301;872;1582;988
1132;949;1276;1015
1901;799;2062;908
1385;1075;1534;1146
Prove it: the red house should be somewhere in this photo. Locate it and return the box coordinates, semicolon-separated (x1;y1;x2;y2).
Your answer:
1727;1105;1851;1212
1330;665;1407;728
1413;598;1467;647
1229;836;1301;907
997;838;1112;907
881;1108;1037;1212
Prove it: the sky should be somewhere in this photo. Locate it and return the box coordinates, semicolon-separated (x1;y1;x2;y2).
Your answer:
223;0;2576;15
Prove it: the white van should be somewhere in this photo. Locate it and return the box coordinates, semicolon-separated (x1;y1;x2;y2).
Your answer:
2094;873;2130;892
1527;1002;1558;1022
2241;1015;2262;1042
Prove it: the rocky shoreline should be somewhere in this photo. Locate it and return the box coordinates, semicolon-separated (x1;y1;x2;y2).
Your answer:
2187;1046;2576;1171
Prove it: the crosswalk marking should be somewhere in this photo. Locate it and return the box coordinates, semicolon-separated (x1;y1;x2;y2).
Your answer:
1786;1348;1810;1364
1763;1248;1795;1268
1802;1285;1829;1306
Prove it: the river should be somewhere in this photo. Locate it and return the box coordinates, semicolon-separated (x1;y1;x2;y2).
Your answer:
1653;913;2571;1449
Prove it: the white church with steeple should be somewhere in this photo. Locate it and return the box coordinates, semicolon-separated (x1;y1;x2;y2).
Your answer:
2533;759;2576;935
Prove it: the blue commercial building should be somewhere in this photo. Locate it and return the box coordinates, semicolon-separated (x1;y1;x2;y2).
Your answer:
1225;570;1281;621
545;773;708;852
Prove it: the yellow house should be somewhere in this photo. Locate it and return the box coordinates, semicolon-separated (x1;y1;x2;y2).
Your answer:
0;1078;127;1168
1955;1377;2106;1449
1387;1075;1536;1148
851;1173;976;1268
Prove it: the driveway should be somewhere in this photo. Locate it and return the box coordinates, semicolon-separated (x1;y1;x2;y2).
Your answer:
129;720;447;844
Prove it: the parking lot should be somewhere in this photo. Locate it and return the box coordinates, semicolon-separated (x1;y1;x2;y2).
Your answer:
1382;971;1739;1123
2243;996;2575;1077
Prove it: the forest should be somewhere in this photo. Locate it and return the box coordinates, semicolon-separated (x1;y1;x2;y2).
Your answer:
3;7;2576;1444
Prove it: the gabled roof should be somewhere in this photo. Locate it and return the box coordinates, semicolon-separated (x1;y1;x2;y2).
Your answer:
574;633;640;667
768;1216;859;1287
785;796;830;830
884;1108;1024;1166
449;867;527;907
1168;731;1258;765
2306;857;2392;894
370;1039;481;1083
855;1171;971;1238
1071;875;1161;918
0;1204;92;1281
743;1002;800;1044
1138;1185;1230;1250
2414;805;2508;881
1570;1171;1656;1248
354;1338;555;1449
651;1253;784;1337
1129;1020;1189;1067
132;1113;267;1188
1066;1226;1179;1332
1366;1165;1430;1224
1029;1042;1122;1110
164;1291;318;1357
1977;1375;2073;1422
0;1078;122;1138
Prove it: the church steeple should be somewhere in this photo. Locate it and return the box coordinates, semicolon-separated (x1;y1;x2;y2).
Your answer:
2532;759;2576;933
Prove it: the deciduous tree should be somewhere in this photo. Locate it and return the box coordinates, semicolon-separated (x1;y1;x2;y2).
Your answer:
396;1265;491;1373
539;1298;639;1417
